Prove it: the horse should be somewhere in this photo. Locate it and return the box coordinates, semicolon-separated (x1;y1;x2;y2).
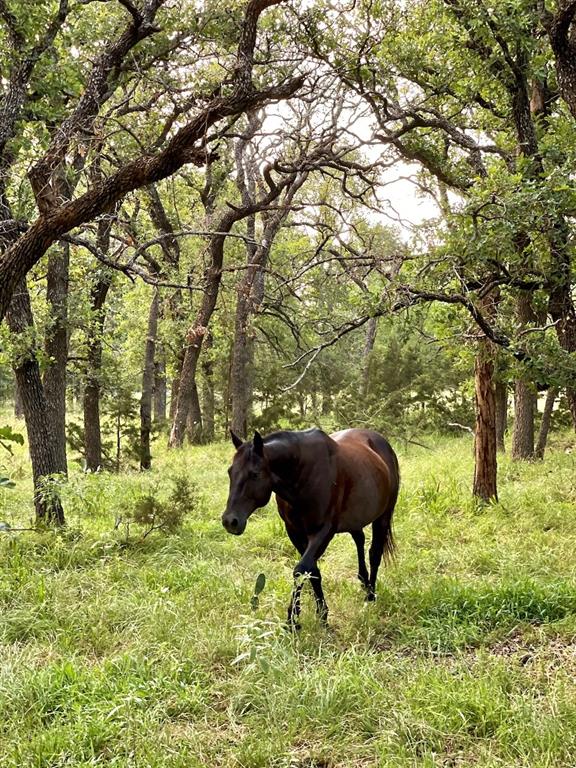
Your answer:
222;427;400;627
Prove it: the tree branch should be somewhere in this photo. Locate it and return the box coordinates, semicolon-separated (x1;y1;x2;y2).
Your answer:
0;1;304;321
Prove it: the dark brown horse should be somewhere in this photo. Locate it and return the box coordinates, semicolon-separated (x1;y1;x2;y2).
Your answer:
222;427;400;627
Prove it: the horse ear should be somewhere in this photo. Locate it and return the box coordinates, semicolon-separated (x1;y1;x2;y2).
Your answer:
230;430;243;450
253;430;264;456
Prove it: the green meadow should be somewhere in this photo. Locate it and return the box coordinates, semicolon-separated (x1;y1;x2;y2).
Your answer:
1;433;576;767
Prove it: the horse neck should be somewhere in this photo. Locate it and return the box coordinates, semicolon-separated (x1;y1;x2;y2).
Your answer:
265;432;331;506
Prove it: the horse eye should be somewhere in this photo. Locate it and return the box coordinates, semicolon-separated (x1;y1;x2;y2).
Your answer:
248;470;259;480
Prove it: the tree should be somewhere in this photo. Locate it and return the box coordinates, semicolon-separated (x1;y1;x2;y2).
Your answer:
168;145;305;448
83;255;114;471
6;280;65;522
0;1;305;320
291;0;576;497
546;1;576;119
0;0;305;521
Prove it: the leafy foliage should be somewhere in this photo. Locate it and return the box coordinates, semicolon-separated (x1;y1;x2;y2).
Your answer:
0;426;24;489
0;425;24;454
123;474;203;540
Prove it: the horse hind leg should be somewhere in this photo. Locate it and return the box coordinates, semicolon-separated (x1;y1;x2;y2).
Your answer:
368;512;394;601
351;530;370;595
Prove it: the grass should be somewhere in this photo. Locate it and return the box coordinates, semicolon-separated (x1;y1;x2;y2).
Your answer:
1;428;576;767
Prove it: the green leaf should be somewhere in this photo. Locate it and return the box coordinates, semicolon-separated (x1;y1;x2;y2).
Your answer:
254;573;266;595
0;426;24;456
250;573;266;610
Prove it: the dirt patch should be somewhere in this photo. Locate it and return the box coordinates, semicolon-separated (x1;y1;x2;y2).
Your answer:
366;628;576;675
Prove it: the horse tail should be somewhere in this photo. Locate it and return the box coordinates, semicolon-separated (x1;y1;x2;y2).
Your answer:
381;512;395;561
383;479;398;559
368;435;399;560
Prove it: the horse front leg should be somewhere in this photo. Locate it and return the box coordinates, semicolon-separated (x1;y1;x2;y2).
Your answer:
285;524;307;630
287;580;304;629
290;522;334;628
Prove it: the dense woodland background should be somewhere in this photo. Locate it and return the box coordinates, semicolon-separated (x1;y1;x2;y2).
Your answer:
1;0;575;524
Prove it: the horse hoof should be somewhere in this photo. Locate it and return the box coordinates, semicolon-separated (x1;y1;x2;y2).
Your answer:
364;593;376;603
286;619;301;632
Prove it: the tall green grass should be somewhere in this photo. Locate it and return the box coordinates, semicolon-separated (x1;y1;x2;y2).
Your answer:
1;431;575;766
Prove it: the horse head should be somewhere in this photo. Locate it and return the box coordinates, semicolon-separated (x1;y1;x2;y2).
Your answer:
222;430;274;535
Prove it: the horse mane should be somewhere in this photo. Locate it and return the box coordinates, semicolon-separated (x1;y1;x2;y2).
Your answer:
263;427;326;444
263;428;336;458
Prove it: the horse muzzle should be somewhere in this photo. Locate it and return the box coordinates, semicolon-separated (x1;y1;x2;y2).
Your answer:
221;512;246;536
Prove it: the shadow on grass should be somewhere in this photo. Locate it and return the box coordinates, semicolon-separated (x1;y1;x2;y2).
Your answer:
371;578;576;652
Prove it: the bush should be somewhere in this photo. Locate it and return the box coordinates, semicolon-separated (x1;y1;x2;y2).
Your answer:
124;475;201;539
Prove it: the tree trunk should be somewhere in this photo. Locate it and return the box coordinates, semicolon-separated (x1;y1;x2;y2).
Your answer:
535;388;557;460
511;380;536;460
186;382;203;443
83;219;113;471
145;187;177;431
548;5;576;120
507;44;576;431
548;266;576;429
230;282;254;439
168;127;309;448
169;209;239;448
83;378;103;472
494;380;507;452
229;215;302;435
14;377;24;419
223;340;234;439
43;243;70;475
473;348;498;502
362;317;378;396
229;133;307;436
153;347;167;426
169;349;184;422
140;288;159;470
230;214;257;439
230;329;254;439
511;292;537;459
7;280;65;524
83;275;111;471
201;331;215;443
170;326;205;447
116;413;121;473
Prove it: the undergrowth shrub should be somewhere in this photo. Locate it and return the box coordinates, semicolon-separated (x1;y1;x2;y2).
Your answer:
124;474;202;539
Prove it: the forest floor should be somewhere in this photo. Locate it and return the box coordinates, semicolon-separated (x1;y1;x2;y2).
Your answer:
1;427;576;767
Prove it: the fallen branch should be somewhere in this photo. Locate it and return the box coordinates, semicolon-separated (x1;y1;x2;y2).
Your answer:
448;422;475;436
